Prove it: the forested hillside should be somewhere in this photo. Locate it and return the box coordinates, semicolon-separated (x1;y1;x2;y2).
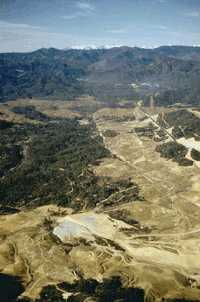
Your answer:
1;46;200;105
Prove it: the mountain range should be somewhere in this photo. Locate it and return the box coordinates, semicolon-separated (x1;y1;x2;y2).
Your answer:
1;45;200;105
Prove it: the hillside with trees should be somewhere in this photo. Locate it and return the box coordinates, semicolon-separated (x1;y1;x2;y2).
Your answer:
1;46;200;105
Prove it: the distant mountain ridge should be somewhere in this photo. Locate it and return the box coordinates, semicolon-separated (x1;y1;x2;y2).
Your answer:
1;45;200;105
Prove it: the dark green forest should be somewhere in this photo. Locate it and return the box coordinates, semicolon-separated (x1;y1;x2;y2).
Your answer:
0;117;140;212
37;276;144;302
157;110;200;140
0;273;198;302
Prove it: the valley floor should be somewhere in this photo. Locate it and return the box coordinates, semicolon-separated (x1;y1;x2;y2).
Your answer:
0;100;200;301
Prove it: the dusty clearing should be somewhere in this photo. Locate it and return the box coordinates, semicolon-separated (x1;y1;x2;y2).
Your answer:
0;104;200;300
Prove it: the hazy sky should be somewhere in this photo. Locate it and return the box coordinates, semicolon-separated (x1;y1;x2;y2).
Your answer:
0;0;200;52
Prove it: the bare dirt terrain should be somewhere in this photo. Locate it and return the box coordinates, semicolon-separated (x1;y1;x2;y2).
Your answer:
92;106;200;300
0;101;200;301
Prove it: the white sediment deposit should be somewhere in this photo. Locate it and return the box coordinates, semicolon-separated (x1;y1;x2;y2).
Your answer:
178;137;200;152
53;212;131;242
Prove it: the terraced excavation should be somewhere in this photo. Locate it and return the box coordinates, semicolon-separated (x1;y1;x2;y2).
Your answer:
0;100;200;301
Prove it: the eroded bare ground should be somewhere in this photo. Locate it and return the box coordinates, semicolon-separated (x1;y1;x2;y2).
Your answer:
92;107;200;300
1;103;200;301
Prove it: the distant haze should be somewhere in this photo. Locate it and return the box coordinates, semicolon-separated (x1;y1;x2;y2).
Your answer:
0;0;200;52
